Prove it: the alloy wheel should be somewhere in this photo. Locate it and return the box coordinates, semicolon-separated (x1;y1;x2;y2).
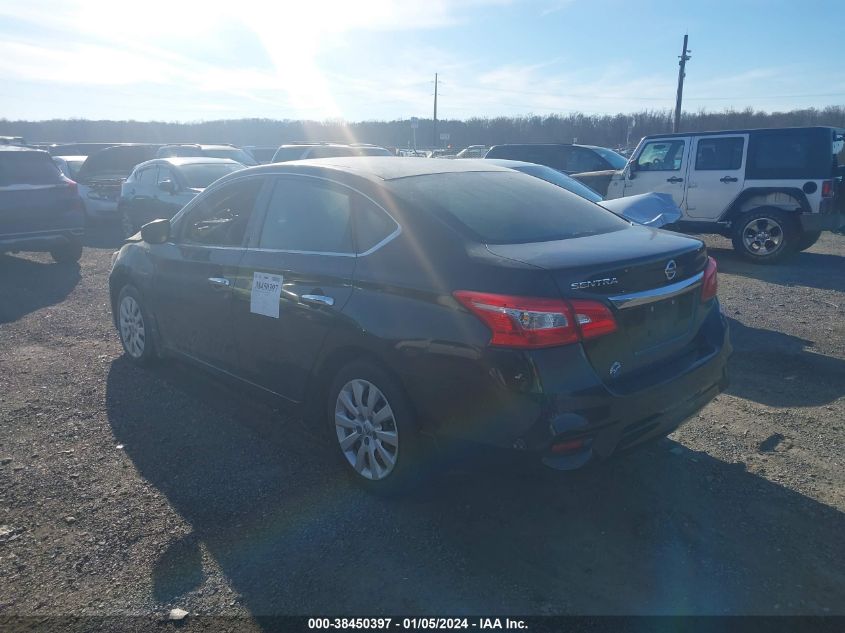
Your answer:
119;295;145;358
334;379;399;481
742;217;784;256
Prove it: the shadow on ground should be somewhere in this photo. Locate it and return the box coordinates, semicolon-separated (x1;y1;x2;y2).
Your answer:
0;254;81;323
84;222;125;250
106;357;845;618
708;246;845;293
724;318;845;408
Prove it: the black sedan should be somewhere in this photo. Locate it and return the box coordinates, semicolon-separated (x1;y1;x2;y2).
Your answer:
109;158;730;492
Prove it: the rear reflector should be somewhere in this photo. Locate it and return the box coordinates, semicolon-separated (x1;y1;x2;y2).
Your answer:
551;438;588;454
821;180;834;198
453;291;616;349
701;256;718;302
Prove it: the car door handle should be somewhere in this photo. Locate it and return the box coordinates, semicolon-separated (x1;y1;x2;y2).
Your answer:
720;176;738;183
301;294;335;307
207;276;231;288
666;176;684;183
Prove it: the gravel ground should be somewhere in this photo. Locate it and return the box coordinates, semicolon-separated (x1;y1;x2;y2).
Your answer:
1;227;843;625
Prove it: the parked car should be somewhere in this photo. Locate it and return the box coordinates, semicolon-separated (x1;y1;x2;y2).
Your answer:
0;146;85;263
156;144;258;166
52;155;86;181
0;136;27;146
75;144;162;221
602;126;845;263
456;145;489;158
271;143;393;162
485;143;628;174
485;159;682;228
109;157;729;491
118;157;245;237
243;146;279;164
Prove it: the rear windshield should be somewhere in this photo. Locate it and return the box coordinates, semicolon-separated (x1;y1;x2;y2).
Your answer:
180;163;243;188
0;152;63;186
389;171;627;244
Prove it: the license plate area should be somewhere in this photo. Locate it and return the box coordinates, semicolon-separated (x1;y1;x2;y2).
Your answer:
621;292;695;353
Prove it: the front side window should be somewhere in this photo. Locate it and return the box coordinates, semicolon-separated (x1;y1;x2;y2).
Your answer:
179;163;243;189
636;140;685;171
180;177;263;246
695;137;744;170
157;167;174;184
567;147;609;173
258;177;353;253
135;167;157;187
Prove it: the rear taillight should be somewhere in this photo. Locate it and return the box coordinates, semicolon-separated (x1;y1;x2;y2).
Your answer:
61;176;78;194
821;180;834;198
701;256;718;302
453;291;617;349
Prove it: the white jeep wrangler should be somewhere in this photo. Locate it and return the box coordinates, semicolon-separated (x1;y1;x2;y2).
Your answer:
601;126;844;263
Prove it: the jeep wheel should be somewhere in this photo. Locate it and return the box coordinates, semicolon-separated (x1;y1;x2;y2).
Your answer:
795;230;822;252
731;208;797;264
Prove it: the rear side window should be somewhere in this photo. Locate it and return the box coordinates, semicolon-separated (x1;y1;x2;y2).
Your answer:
0;152;62;186
695;137;744;170
259;177;353;253
181;177;264;246
355;200;397;252
636;140;685;171
746;129;832;179
389;171;627;245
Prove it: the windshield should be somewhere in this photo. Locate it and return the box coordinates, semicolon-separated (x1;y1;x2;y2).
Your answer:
179;162;243;188
389;170;627;244
591;146;628;170
514;164;604;202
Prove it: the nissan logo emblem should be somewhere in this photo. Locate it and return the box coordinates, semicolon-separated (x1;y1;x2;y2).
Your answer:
664;260;677;281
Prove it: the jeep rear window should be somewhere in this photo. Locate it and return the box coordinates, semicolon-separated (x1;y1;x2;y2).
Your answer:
390;170;628;244
0;153;63;186
746;129;833;179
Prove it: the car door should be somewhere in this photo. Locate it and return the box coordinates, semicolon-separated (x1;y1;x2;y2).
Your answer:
155;165;194;219
126;165;158;226
231;174;359;402
684;135;747;219
150;175;268;373
624;137;690;206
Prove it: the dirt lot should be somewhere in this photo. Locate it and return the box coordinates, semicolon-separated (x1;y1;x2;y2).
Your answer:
1;228;843;624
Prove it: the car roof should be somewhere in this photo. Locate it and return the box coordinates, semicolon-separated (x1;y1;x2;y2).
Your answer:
138;157;242;168
245;157;512;181
642;126;843;139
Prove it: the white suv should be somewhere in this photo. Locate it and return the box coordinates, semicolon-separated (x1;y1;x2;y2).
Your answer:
603;126;844;263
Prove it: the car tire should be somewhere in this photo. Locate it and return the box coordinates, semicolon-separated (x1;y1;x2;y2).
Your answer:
731;208;798;264
116;284;157;365
50;238;83;264
795;230;822;252
326;360;422;494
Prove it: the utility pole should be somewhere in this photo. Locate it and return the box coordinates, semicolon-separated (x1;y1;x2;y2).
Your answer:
433;73;438;148
673;34;691;133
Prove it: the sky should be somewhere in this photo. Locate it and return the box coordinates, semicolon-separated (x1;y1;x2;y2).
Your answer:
1;0;843;122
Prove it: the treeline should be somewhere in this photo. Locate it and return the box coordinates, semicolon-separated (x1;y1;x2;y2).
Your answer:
3;106;844;150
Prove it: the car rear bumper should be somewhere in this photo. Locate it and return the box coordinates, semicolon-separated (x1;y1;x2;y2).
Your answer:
799;211;845;232
412;308;731;470
0;227;84;253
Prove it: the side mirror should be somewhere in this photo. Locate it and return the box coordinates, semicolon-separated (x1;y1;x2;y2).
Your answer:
158;180;176;194
627;161;638;179
140;218;170;244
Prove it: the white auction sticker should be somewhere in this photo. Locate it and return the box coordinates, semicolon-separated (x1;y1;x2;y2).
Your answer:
250;271;283;318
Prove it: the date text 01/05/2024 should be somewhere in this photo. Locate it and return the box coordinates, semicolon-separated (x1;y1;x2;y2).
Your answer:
307;618;528;629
